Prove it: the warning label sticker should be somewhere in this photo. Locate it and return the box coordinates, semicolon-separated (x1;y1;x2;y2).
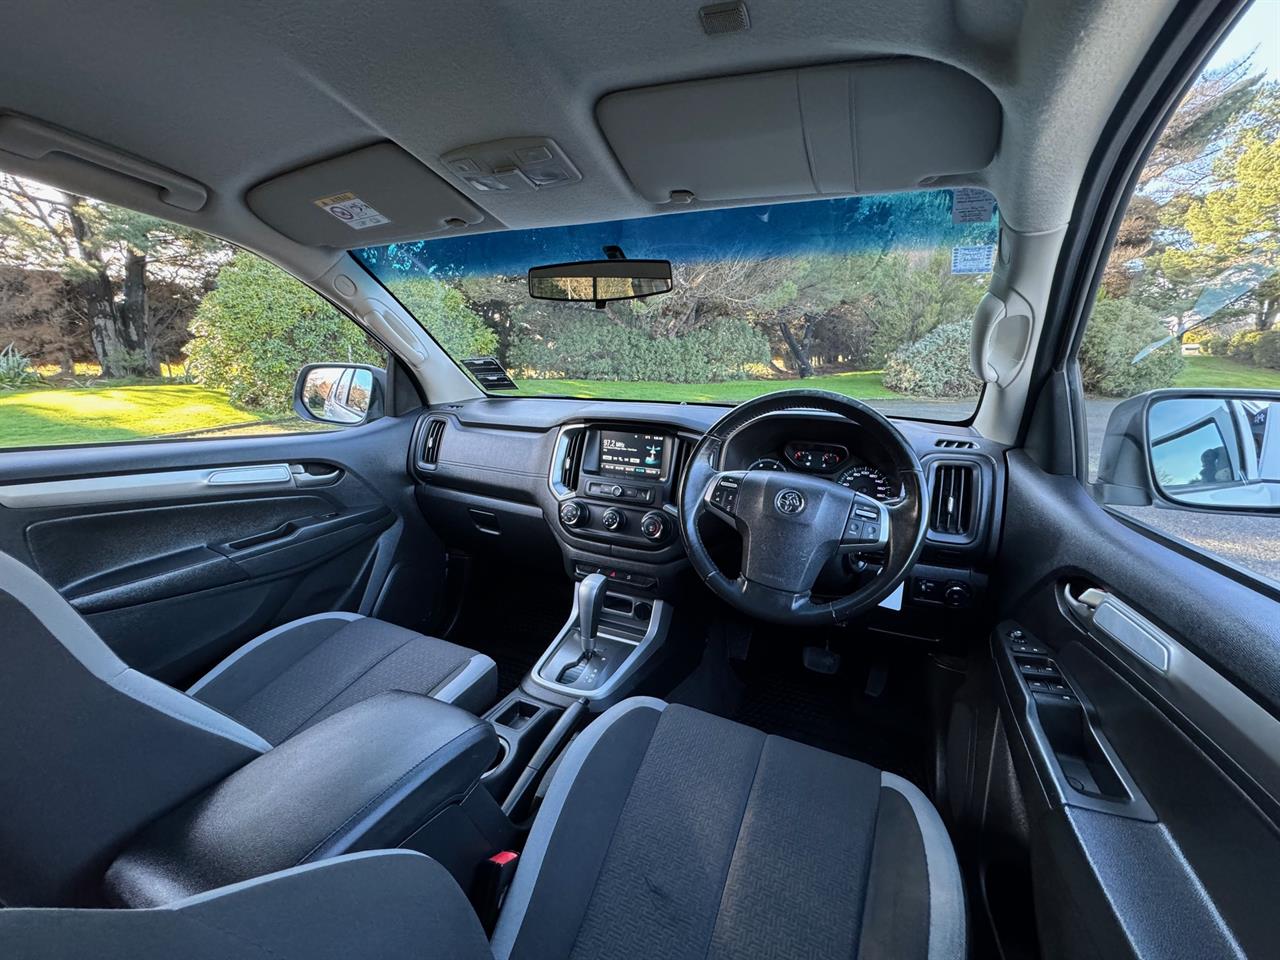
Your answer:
951;188;996;225
313;192;390;230
951;244;996;275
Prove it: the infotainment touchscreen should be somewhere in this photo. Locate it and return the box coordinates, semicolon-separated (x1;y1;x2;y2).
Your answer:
599;431;666;479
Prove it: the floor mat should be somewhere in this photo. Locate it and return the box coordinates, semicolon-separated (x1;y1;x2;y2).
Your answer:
729;628;929;784
446;562;571;698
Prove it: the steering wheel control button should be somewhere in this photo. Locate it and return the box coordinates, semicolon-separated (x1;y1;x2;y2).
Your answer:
601;508;626;531
559;500;588;527
774;489;805;515
709;476;741;514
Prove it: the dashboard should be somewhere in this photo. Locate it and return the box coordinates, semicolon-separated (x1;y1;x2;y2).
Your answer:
407;396;1002;639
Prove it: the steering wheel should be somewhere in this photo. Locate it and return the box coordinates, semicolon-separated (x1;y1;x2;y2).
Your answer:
678;390;928;625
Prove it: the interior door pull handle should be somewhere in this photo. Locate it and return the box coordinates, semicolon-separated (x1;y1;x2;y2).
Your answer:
291;464;343;488
1063;584;1171;673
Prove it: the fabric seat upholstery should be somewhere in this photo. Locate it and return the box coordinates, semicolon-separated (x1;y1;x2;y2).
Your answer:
188;612;497;745
492;697;965;960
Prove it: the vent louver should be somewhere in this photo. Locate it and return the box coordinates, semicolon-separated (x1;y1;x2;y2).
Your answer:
935;438;977;450
930;462;977;537
561;429;585;489
422;417;447;465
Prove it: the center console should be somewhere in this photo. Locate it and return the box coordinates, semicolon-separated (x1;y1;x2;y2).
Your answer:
550;424;681;553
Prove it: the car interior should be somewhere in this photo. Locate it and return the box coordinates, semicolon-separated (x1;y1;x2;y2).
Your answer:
1;1;1278;958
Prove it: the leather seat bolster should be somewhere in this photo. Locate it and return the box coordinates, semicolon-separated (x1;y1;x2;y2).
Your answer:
104;691;499;908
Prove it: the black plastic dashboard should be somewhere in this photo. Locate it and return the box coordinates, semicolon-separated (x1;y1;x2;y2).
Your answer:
407;396;1005;642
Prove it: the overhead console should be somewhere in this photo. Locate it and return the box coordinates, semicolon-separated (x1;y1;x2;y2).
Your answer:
597;58;1001;204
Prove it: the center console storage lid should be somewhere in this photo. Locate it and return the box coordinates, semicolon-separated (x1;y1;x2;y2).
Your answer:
104;691;497;908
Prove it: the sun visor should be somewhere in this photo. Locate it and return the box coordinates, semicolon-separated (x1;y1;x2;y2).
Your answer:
246;143;485;248
597;59;1001;203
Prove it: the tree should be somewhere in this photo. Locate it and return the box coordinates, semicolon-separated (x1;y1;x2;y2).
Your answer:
1162;129;1280;331
187;251;383;413
1101;60;1264;297
0;175;223;377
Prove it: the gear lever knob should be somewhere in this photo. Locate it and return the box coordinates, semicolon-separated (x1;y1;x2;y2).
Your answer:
577;573;607;657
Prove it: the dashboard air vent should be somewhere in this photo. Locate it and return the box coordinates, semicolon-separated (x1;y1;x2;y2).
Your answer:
930;462;977;537
422;417;447;465
561;429;585;489
935;438;977;450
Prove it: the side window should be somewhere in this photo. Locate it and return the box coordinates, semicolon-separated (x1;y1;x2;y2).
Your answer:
0;173;385;450
1082;6;1280;584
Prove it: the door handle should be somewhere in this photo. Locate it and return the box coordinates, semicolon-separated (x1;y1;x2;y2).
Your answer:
1062;583;1171;673
290;463;343;488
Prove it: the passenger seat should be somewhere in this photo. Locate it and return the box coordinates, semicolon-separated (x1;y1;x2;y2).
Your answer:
0;549;496;906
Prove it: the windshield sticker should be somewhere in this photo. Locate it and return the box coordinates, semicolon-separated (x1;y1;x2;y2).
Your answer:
951;244;996;275
950;188;995;225
313;192;391;230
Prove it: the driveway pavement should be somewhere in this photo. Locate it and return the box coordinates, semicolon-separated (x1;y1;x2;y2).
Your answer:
875;397;1280;585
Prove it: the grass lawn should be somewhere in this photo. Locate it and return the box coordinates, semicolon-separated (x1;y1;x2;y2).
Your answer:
0;384;272;448
514;369;897;403
1175;355;1280;390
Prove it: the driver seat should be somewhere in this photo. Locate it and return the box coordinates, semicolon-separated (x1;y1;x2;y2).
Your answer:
1;698;966;959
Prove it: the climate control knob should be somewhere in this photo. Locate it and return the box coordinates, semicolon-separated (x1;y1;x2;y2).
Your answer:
601;508;626;532
559;500;588;528
639;511;667;542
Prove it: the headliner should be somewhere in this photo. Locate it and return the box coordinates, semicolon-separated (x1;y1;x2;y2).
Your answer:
0;0;1178;275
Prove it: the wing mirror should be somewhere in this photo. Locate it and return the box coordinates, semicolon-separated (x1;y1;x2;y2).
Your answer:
527;258;672;306
293;363;385;426
1095;388;1280;514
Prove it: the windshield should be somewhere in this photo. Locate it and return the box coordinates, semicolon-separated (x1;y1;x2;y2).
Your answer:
354;189;999;418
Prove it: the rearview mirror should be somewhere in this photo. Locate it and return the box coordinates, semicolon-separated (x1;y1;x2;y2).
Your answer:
293;363;385;426
1096;389;1280;514
527;259;673;304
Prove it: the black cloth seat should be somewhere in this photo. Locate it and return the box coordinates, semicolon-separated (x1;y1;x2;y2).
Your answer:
187;612;497;745
0;694;964;958
492;697;966;960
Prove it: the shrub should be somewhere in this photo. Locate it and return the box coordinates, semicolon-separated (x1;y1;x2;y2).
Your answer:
1252;330;1280;370
187;252;383;413
1079;298;1183;397
392;278;496;360
510;315;769;383
1199;332;1229;356
1227;329;1265;365
882;320;981;398
0;343;41;389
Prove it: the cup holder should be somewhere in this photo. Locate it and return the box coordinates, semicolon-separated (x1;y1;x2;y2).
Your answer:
483;735;510;779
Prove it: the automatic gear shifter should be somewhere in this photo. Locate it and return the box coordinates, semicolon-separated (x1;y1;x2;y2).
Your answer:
577;573;607;658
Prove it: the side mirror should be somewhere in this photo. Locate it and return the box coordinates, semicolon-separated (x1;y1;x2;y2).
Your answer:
293;363;385;426
1096;388;1280;514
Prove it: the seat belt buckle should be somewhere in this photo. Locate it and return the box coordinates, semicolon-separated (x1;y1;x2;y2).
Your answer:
474;850;519;933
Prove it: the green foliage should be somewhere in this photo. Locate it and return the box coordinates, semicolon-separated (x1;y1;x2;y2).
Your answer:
1079;298;1184;396
509;313;768;383
187;252;383;413
0;343;41;389
882;321;981;398
1226;329;1265;363
1251;330;1280;370
393;277;496;359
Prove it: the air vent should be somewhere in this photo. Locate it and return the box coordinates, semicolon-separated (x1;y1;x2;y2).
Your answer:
700;2;750;35
935;438;977;450
930;462;977;538
561;429;585;489
421;417;447;465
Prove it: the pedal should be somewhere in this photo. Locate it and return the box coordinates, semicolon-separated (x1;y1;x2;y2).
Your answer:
802;645;840;675
864;664;888;698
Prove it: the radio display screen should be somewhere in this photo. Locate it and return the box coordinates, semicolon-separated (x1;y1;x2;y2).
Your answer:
599;431;666;479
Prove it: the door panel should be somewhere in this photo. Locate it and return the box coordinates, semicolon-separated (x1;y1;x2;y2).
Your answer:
993;450;1280;959
0;415;446;684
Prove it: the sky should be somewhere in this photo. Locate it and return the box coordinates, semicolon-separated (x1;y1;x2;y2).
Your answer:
1207;1;1279;77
